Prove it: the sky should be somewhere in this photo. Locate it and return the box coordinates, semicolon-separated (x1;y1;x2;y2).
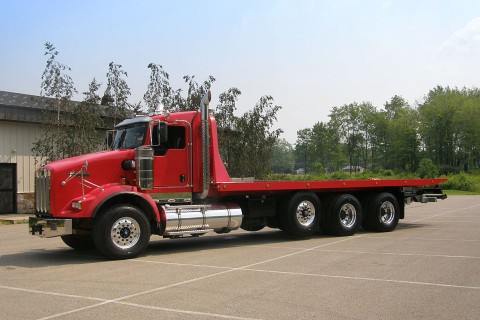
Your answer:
1;0;480;143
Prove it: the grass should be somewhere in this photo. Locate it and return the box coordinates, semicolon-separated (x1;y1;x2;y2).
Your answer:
0;218;30;226
443;189;480;196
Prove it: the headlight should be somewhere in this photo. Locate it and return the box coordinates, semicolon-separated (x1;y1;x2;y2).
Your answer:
71;201;82;210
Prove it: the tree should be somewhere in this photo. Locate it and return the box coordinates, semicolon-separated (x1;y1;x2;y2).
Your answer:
229;96;282;178
32;42;77;166
388;106;420;171
452;88;480;172
295;128;313;173
182;75;216;111
383;96;419;171
384;95;406;119
329;103;364;173
215;87;241;168
104;62;132;127
142;63;284;178
369;110;388;170
312;121;342;173
417;158;439;178
143;63;171;113
66;79;104;156
143;64;216;113
270;138;295;174
418;86;458;168
33;43;106;166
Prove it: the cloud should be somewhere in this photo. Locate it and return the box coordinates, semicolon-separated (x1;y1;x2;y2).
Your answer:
439;17;480;55
381;0;393;10
431;17;480;88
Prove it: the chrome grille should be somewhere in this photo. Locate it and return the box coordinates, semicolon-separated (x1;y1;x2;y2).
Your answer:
35;172;50;213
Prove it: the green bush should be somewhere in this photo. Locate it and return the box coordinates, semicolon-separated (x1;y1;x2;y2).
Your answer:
380;169;395;177
267;170;480;193
417;158;439;178
439;165;461;175
441;173;480;192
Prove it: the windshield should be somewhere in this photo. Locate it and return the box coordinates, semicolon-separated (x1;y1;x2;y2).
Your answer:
112;124;147;149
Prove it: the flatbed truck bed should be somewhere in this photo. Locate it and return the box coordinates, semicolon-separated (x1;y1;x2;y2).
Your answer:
212;178;447;195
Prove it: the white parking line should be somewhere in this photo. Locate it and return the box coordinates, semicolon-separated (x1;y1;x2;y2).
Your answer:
28;236;362;320
237;246;480;259
0;285;105;302
134;259;232;269
410;204;480;222
37;301;113;320
0;284;260;320
399;226;480;231
12;236;362;320
3;200;478;319
34;232;479;319
426;221;480;223
33;268;250;320
443;216;480;219
317;249;480;259
240;268;480;291
117;301;261;320
4;229;475;319
365;236;480;242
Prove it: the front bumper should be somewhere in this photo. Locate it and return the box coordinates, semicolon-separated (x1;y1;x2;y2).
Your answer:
29;217;73;238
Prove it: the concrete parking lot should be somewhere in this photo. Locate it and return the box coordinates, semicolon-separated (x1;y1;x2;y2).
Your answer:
0;195;479;320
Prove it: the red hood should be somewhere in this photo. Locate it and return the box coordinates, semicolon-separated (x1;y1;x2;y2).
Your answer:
46;150;133;172
45;149;136;216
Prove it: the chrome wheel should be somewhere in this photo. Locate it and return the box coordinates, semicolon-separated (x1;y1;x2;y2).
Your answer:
280;192;321;237
339;203;357;228
111;217;141;249
364;193;399;233
295;200;316;227
324;194;362;236
379;201;395;225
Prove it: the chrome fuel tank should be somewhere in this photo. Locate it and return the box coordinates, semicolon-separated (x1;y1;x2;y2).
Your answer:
163;203;242;236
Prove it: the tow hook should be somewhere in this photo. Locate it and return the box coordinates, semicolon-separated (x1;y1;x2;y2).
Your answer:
31;224;44;236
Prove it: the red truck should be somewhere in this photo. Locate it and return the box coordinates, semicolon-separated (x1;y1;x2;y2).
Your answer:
30;92;447;259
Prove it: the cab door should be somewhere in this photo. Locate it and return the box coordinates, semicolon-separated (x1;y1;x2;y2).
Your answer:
152;124;192;201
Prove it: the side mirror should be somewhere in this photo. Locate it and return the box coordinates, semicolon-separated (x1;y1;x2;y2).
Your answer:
152;121;168;146
159;122;168;144
106;130;116;150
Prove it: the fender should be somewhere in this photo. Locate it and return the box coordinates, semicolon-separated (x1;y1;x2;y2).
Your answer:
90;185;163;223
60;184;163;223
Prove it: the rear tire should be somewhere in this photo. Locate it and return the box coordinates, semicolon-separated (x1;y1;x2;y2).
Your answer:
280;192;321;237
93;205;151;260
324;194;362;236
365;192;400;232
61;234;94;250
241;220;265;232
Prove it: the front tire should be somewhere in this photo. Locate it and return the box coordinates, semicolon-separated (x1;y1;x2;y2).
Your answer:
280;192;321;237
61;234;94;250
93;205;151;260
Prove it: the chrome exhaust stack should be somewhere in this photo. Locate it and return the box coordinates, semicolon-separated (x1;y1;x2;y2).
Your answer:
197;90;211;199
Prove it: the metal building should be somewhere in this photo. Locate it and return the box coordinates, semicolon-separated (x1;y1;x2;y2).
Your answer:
0;91;46;213
0;90;120;214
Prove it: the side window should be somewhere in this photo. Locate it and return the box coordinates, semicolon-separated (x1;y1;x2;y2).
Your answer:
168;126;185;149
153;125;185;156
